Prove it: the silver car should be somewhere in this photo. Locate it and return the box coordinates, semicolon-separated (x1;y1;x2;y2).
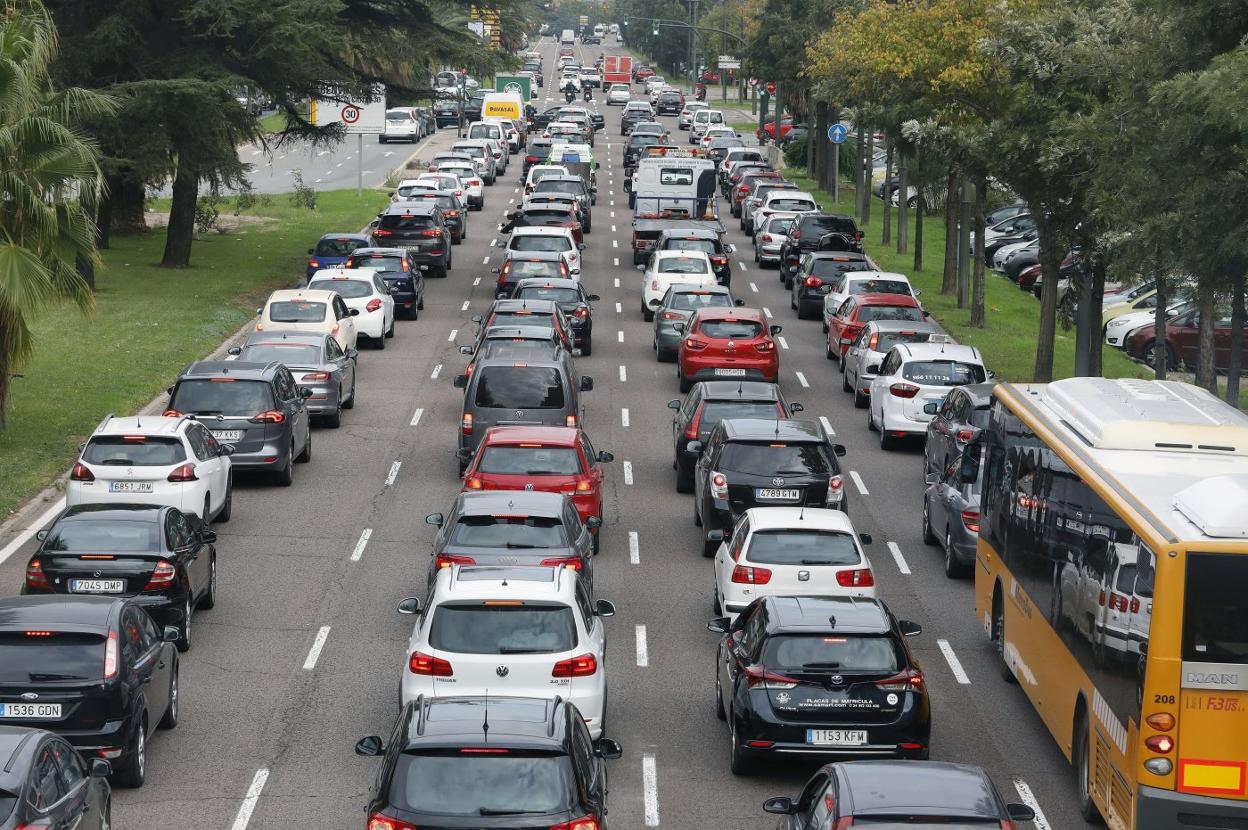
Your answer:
753;212;798;268
451;140;498;185
651;283;741;361
841;320;946;408
923;448;982;579
229;331;357;428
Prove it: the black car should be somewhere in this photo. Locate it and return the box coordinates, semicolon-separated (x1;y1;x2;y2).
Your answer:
656;228;736;286
344;247;427;318
655;90;684;115
390;190;468;243
780;213;863;281
463;92;486;123
0;726;112;830
492;252;570;297
689;418;846;554
510;277;599;354
709;596;930;774
371;204;452;278
620;108;653;136
668;382;801;493
531;176;593;231
531;104;568;132
788;251;874;315
24;504;217;652
764;760;1034;828
165;360;312;486
922;382;995;479
622;134;666;169
356;696;621;830
0;596;179;788
433;99;461;128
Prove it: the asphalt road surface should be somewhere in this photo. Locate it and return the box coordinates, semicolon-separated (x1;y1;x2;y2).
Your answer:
0;38;1090;830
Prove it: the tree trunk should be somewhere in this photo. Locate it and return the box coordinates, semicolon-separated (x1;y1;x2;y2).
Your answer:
161;161;198;268
1089;255;1105;377
862;129;873;226
881;140;893;245
0;319;9;430
941;168;959;295
896;157;908;254
970;179;986;327
108;174;147;235
1228;268;1245;407
1152;277;1168;379
1196;289;1216;392
855;122;866;218
96;192;112;251
913;193;924;272
1033;214;1062;381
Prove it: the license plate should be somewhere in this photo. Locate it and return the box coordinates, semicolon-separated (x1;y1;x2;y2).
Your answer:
71;579;125;593
806;729;867;746
0;703;62;719
756;488;800;500
211;430;243;442
108;481;153;493
714;368;747;376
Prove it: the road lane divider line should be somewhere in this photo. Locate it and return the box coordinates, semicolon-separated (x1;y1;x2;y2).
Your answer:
482;256;490;265
350;529;373;562
410;408;424;427
612;239;618;248
619;365;627;382
763;307;772;318
628;531;640;564
1011;779;1052;830
738;261;747;271
460;300;470;311
611;210;615;218
623;460;634;484
447;329;457;342
302;626;331;670
635;625;649;667
819;416;835;436
430;364;442;380
749;282;758;293
643;754;660;827
937;639;972;685
621;408;630;427
611;224;617;232
614;261;620;271
615;302;622;313
886;541;912;575
778;336;789;350
229;768;270;830
385;461;402;487
472;277;481;286
795;371;809;388
617;330;624;342
490;238;497;246
849;470;868;495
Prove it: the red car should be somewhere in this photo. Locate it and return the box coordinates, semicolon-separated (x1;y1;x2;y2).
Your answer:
461;426;613;548
633;65;655;83
1017;263;1042;291
1126;306;1248;371
732;171;784;217
826;293;925;361
756;119;794;141
677;307;781;392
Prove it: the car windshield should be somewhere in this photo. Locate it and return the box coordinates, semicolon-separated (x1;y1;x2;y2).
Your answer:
720;442;835;475
478;446;582;475
664;239;716;255
670;292;731;312
390;751;574;816
901;360;986;386
429;604;577;654
658;257;708;274
0;632;106;683
747;530;860;566
448;515;566;548
309;280;372;299
473;367;566;409
857;305;923;323
764;634;900;673
509;261;564;279
351;255;408;271
516;287;580;304
699;319;762;339
511;236;571;253
44;519;161;552
238;344;323;365
849;278;911;296
170;379;275;416
83;436;186;466
313;237;367;257
268;301;327;322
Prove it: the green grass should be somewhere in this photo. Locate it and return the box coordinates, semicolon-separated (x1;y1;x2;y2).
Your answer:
781;168;1151;384
729;119;756;133
256;111;288;135
0;188;389;520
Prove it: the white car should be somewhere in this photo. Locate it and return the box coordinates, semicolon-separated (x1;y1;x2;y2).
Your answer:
711;507;876;622
754;212;798;267
397;565;615;738
544;121;583;143
433;161;484;209
307;270;394;345
426;151;475;175
606;83;631;105
257;288;359;352
524;163;570;195
698;126;737;148
391;178;440;202
558;73;581;92
67;414;234;524
412;172;462;197
867;342;988;449
638;250;717;320
842;320;947;408
690;109;725;143
679;101;708;130
502;226;584;276
492;118;521;153
381;107;421;143
1104;300;1191;348
822;271;919;329
754;190;819;228
451;140;499;184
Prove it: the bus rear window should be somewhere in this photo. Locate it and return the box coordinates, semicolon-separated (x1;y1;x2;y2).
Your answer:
1183;554;1248;663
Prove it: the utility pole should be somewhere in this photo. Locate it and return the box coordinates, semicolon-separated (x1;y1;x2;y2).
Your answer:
688;0;699;95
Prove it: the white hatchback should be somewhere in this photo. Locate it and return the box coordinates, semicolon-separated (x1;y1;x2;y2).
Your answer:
67;415;234;525
433;161;484;208
638;250;717;320
502;226;584;276
711;507;876;622
690;109;725;143
257;288;359;352
397;565;615;738
307;270;394;345
606;83;631;105
868;342;988;449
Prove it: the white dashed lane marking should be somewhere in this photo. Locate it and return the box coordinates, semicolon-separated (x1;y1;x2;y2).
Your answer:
447;330;457;342
635;625;649;667
778;336;789;350
614;260;619;270
819;416;835;436
619;365;627;382
410;408;424;427
482;256;490;264
623;460;634;484
938;639;972;685
385;461;402;487
350;529;373;562
229;769;270;830
643;754;660;826
749;282;758;293
621;408;630;427
795;371;809;388
629;531;640;564
430;364;442;379
849;470;869;495
887;541;912;575
1012;779;1052;830
615;302;622;313
617;330;624;342
460;300;470;311
763;307;772;318
302;626;331;670
472;277;481;286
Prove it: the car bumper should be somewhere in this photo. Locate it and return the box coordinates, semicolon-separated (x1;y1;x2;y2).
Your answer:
230;442;293;470
67;483;207;517
879;406;932;436
795;288;826;308
296;380;342;413
758;245;783;261
53;718;140;762
735;697;931;760
383;131;419;141
682;364;777;384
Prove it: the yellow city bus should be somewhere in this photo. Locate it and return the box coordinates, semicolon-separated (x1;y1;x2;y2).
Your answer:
973;377;1248;830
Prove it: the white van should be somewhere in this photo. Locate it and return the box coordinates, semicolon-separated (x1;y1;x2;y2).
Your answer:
561;28;575;44
689;109;725;143
629;157;717;218
480;92;523;125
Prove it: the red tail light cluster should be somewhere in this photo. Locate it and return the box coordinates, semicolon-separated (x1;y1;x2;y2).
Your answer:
250;410;285;424
167;463;198;482
366;298;383;313
70;462;95;482
552;653;597;677
684;403;704;439
25;558;49;590
731;565;771;584
874;668;924;691
550;818;599;830
372;228;393;237
889;382;920;399
803;275;821;288
436;553;474;569
961;510;980;533
684;338;707;351
144;559;177;591
835;568;875;587
302;372;330;382
540;555;584;570
409;650;454;676
755;341;776;353
461;413;474;434
742;664;797;689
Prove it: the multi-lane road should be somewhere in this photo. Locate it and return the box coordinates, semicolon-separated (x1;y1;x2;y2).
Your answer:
0;39;1089;830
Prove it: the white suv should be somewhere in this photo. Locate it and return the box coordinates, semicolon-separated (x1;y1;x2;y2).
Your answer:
867;342;988;449
67;415;234;525
397;565;616;738
307;270;395;346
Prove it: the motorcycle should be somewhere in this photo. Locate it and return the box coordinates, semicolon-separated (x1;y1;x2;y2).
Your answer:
565;88;576;103
583;86;593;101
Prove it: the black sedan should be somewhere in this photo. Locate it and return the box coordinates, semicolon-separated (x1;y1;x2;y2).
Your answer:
510;277;600;355
23;504;216;653
0;726;112;829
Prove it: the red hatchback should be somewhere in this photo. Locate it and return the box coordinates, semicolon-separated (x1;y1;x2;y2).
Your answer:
677;307;781;392
461;426;614;548
826;293;925;361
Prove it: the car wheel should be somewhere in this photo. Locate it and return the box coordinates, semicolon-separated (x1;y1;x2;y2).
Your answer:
922;499;937;545
200;552;217;610
158;668;179;729
581;337;592;357
944;531;968;578
643;306;654;323
417;290;425;311
866;405;878;432
114;719;146;788
274;444;294;486
201;495;211;529
324;396;342;429
296;430;312;463
852;385;867;408
342;379;356;410
693;497;702;527
879;421;896;450
216;478;232;522
728;713;754;776
385;318;395;338
175;596;193;653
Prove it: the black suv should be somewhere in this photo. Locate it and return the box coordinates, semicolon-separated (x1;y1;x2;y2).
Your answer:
709;595;930;774
355;696;622;828
532;176;595;231
433;99;461;128
463;92;486;122
780;213;863;282
165;361;312;486
371;204;452;278
688;418;847;554
0;596;179;788
787;251;873;315
655;90;684;115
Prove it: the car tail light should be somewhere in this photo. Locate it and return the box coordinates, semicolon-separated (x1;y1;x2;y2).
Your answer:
302;372;331;382
650;279;660;292
104;631;119;680
70;462;95;482
961;510;980;533
331;323;340;336
436;553;475;569
308;258;320;269
755;340;776;353
408;651;454;676
25;558;49;590
249;410;285;423
889;382;920;399
792;230;801;240
464;475;485;490
525;155;538;163
461;413;473;434
144;559;177;591
371;228;392;237
660;311;683;321
737;185;749;197
731;565;771;584
446;209;460;218
956;428;975;443
565;414;578;427
803;275;821;287
684;337;707;351
552;653;597;677
167;463;198;482
742;663;797;690
835;568;875;587
826;476;843;503
710;471;728;499
550;818;600;830
1130;597;1142;614
760;234;773;242
684;403;703;440
540;556;584;571
874;668;923;691
366;298;382;313
162;409;182;417
573;306;589;318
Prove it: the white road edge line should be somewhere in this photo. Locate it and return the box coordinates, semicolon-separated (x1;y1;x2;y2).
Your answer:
628;531;640;564
385;461;402;487
937;638;972;685
849;470;868;495
482;256;490;264
635;624;649;667
642;754;660;827
430;364;442;380
229;768;270;830
622;460;634;485
819;416;835;436
0;497;66;566
795;371;810;388
1012;778;1052;830
887;541;912;575
621;408;630;427
350;528;373;562
763;307;772;318
302;626;331;670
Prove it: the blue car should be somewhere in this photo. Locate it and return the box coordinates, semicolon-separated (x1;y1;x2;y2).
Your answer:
306;233;371;280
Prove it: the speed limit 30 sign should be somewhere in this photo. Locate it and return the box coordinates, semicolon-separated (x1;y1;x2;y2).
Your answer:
340;104;361;124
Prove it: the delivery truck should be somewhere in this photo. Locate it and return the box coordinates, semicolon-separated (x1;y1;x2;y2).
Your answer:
603;55;633;86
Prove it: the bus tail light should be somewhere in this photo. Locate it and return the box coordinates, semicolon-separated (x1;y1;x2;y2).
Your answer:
1146;713;1175;731
1145;735;1174;754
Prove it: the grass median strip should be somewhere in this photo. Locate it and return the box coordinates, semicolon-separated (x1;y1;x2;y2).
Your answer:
0;188;389;520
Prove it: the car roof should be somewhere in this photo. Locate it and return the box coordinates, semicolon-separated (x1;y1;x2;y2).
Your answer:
0;595;123;631
479;425;582;447
381;203;438;216
403;697;567;747
742;506;856;533
492;298;559;314
505;250;565;263
0;726;42;790
309;270;376;284
656;250;712;262
514;277;580;291
696;381;782;401
719;417;824;442
180;360;279;381
317;232;369;242
667;283;731;296
511;226;573;237
892;342;983;363
838;761;1002;819
691;306;765;323
863;319;941;335
349;247;408;257
454;490;569;516
842;269;909;280
482;325;557;341
91;414;188;437
267;288;339;302
59;503;164;523
438;564;577;601
764;595;891;634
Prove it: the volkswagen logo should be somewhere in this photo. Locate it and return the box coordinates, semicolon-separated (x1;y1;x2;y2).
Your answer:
20;693;38;701
524;483;534;491
514;410;524;419
496;665;510;678
772;477;784;486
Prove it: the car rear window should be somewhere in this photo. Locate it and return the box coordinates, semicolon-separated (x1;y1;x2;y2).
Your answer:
308;279;372;299
698;319;762;339
395;185;433;199
268;301;327;322
663;237;716;255
489;311;555;329
801;215;857;237
700;401;784;429
448;515;566;548
658;257;709;274
0;631;106;683
746;530;860;566
516;287;579;304
670;292;732;312
350;254;407;272
764;218;796;236
720;442;835;475
386;111;414;123
901;360;986;386
313;237;367;257
478;446;582;475
533;182;583;198
429;604;577;654
170;379;275;416
43;518;162;552
524;210;573;222
468;124;501;139
473;367;566;409
390;752;575;816
508;261;564;279
379;214;436;232
511;236;571;253
858;305;923;323
770;198;817;212
849;278;911;296
83;436;186;466
238;344;323;365
763;634;900;673
875;331;934;352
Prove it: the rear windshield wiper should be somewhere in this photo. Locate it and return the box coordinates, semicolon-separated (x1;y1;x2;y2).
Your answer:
504;542;542;549
799;559;839;566
498;646;552;654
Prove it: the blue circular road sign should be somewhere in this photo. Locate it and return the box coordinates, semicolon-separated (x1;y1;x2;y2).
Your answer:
828;123;848;144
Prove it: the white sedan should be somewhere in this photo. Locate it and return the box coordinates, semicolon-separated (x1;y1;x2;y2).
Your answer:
711;507;876;622
308;270;395;346
638;250;717;320
867;342;988;449
606;83;631;105
1104;300;1190;348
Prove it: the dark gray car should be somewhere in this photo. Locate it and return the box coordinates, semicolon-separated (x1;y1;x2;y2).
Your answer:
424;491;599;589
229;331;357;428
922;382;995;478
531;176;594;231
923;447;983;578
652;283;742;361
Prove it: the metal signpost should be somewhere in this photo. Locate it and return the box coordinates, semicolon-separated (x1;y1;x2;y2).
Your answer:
311;84;385;195
828;123;847;203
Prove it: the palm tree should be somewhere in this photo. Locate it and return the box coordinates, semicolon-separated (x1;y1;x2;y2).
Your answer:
0;0;114;427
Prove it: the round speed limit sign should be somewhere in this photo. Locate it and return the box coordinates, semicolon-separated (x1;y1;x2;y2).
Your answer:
340;104;361;124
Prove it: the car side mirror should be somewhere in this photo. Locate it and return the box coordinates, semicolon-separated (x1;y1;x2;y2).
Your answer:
635;264;645;272
227;346;242;356
346;348;359;359
725;243;736;254
162;626;180;643
255;307;263;316
594;738;623;759
673;322;686;334
706;529;724;543
1006;804;1036;822
89;758;112;778
899;619;922;637
578;243;587;251
349;308;360;317
734;298;745;306
307;248;314;255
425;513;444;527
219;444;235;457
789;403;804;414
867;363;881;374
597;451;614;463
299;387;313;399
706;617;730;634
667;399;681;411
586;516;603;530
762;797;795;815
199;529;218;545
924;472;940;486
587;294;600;302
769;325;782;336
471;314;483;323
35;529;48;542
580;376;594;391
922;402;939;415
397;597;422;615
912;289;922;297
685;440;703;455
595;598;616;617
459;345;474;355
832;443;847;457
354;736;384;757
453;374;468;388
859;533;873;545
572;348;584;357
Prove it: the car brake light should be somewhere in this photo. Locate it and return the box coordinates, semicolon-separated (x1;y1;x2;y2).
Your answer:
760;234;773;242
144;559;177;591
552;653;597;677
25;558;49;590
660;311;683;321
566;414;578;427
835;568;874;587
742;663;797;689
684;338;707;351
104;631;119;680
365;298;383;313
826;476;843;504
70;462;95;481
540;555;584;571
874;668;923;691
250;410;286;423
436;553;474;569
961;510;980;533
793;230;801;240
803;275;821;287
162;409;182;417
956;428;975;443
550;818;600;830
755;340;776;353
371;228;392;237
408;651;454;676
684;404;703;439
308;258;320;269
889;382;920;399
1130;597;1142;614
167;463;198;482
867;332;879;350
731;564;771;584
461;413;473;434
302;372;331;382
710;471;728;500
